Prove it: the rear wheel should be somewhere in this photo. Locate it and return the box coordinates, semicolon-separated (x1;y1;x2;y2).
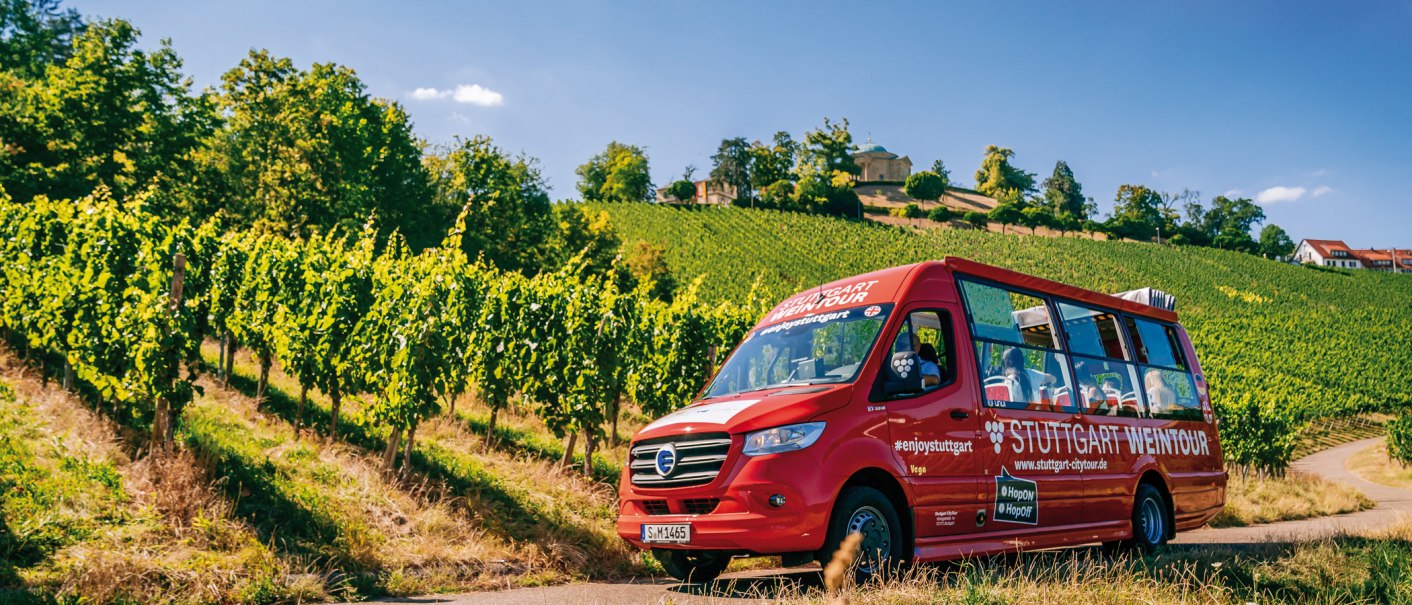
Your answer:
819;486;905;582
652;549;731;583
1111;483;1169;554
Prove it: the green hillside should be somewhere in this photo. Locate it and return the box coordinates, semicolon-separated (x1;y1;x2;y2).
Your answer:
592;203;1412;464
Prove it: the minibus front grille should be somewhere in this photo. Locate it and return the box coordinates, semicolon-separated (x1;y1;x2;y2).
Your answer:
642;500;671;515
629;433;732;488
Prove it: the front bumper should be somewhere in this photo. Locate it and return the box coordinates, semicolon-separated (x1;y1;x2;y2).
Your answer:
617;450;835;554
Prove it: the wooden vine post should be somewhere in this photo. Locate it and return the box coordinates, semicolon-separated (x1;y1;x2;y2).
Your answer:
153;253;186;451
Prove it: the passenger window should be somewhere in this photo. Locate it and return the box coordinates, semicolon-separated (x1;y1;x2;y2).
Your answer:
1072;358;1145;417
959;280;1058;349
881;310;954;396
1058;302;1129;360
1140;367;1202;421
1125;317;1186;370
974;342;1076;413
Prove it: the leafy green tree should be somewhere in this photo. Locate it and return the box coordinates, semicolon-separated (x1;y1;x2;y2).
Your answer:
903;171;946;201
891;202;924;219
1020;205;1051;234
988;200;1023;234
1105;184;1164;241
709;137;752;202
0;0;84;76
576;141;652;202
927;205;956;223
664;179;696;203
756;179;795;209
929;160;952;188
1041;160;1086;221
790;118;861;217
1259;224;1296;259
0;18;215;204
973;145;1035;199
550;204;621;275
424;135;555;272
192;51;433;245
798;117;860;178
963;210;989;230
749;131;797;193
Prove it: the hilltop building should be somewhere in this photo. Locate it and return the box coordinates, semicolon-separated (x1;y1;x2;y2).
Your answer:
656;180;737;206
1294;239;1412;273
852;138;912;183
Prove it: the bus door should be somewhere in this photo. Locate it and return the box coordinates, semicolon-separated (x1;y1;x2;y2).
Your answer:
879;305;983;539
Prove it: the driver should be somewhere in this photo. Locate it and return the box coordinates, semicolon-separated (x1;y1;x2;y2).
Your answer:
916;341;942;387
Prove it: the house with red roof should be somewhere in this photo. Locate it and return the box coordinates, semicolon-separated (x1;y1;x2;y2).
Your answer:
1294;239;1412;274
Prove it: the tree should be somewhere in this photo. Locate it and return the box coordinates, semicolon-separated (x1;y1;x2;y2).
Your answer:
1106;184;1164;241
576;141;652;202
624;240;676;302
891;202;924;220
903;171;946;201
0;18;216;205
664;179;696;203
1041;161;1086;221
749;131;797;193
191;51;433;245
1020;205;1051;234
0;0;85;77
550;204;621;276
988;200;1023;234
973;145;1035;199
929;160;952;189
963;211;989;230
1259;224;1295;259
709;137;752;202
790;118;861;217
757;179;795;209
424;136;555;273
927;205;956;223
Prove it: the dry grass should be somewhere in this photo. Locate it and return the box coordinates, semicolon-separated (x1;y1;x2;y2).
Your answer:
1209;467;1373;527
0;350;318;605
1346;441;1412;489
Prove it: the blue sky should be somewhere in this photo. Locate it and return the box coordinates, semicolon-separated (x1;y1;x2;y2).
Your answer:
72;1;1412;246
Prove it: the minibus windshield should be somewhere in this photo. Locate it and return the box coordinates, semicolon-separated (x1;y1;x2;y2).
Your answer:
705;304;893;399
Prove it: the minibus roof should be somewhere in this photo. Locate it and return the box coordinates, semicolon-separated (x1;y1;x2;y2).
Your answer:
941;257;1180;323
757;258;1179;328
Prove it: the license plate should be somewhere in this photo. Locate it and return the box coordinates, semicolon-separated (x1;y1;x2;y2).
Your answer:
641;523;691;544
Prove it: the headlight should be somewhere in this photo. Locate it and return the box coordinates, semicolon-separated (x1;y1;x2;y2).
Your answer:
742;422;826;456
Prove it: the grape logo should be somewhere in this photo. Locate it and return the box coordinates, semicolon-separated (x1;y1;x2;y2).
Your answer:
654;443;677;477
891;356;915;378
984;420;1006;453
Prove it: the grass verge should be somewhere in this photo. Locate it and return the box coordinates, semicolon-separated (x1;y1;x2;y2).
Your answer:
1210;467;1373;527
1346;441;1412;489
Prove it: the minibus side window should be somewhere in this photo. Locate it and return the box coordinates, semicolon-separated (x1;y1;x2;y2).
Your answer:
1125;317;1201;421
1058;302;1129;360
1057;301;1146;418
958;280;1076;413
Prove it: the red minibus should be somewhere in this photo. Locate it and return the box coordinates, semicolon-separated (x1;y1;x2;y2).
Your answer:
616;258;1225;582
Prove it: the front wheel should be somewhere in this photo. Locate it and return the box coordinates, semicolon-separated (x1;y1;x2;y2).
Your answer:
818;486;905;582
652;549;731;583
1110;483;1169;554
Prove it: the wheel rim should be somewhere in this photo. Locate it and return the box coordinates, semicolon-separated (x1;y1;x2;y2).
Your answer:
1139;497;1164;544
846;505;892;574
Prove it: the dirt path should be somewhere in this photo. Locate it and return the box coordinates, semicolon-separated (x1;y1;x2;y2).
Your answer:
364;437;1410;605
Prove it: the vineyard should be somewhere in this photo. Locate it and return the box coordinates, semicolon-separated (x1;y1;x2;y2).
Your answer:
0;192;760;482
591;202;1412;469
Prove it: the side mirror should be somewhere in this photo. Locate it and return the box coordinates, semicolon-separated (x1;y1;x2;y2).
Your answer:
884;352;924;396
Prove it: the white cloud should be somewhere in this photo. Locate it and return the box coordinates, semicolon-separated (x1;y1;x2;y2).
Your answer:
1223;189;1243;197
1310;168;1328;177
1255;186;1307;204
1311;185;1332;197
449;112;472;125
407;84;504;107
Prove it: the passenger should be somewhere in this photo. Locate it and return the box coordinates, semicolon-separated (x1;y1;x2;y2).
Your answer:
1145;369;1176;416
1000;347;1056;404
917;343;942;387
1074;361;1103;408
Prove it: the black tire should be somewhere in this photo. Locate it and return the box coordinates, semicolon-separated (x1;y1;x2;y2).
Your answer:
1118;483;1170;554
652;549;731;583
818;486;906;582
